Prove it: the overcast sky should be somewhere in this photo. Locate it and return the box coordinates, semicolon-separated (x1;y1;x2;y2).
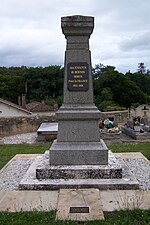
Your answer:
0;0;150;73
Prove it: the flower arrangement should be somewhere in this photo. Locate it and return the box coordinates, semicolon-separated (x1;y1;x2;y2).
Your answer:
133;116;140;126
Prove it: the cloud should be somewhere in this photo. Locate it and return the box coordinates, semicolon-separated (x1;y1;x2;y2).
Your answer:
0;0;150;72
120;31;150;51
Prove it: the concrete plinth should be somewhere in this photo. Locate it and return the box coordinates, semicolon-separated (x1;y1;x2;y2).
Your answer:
49;139;108;165
19;152;139;190
37;150;122;179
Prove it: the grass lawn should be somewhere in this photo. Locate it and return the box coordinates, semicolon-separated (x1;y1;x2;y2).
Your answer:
0;209;149;225
0;143;150;169
108;143;150;160
0;144;50;170
0;142;149;170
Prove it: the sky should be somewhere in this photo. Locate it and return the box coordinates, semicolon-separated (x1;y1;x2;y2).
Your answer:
0;0;150;73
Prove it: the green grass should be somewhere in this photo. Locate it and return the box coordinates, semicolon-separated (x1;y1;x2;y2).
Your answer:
0;144;50;170
0;143;149;170
0;209;149;225
108;143;150;160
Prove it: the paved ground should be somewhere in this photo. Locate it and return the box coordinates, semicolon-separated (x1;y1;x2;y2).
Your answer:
0;132;38;144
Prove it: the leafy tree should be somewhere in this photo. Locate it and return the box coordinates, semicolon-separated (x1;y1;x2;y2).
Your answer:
138;62;146;74
93;63;148;110
126;71;150;96
0;74;25;103
0;63;149;110
21;65;64;103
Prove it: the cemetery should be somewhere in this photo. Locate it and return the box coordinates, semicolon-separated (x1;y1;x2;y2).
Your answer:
122;105;150;140
0;15;149;223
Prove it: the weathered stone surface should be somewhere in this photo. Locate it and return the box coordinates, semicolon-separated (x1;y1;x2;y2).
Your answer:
49;140;108;165
61;16;95;105
101;190;150;211
0;115;55;137
0;191;58;212
56;189;104;221
36;166;122;179
19;154;139;190
37;150;122;178
48;15;108;166
57;120;100;142
122;126;150;140
0;189;149;212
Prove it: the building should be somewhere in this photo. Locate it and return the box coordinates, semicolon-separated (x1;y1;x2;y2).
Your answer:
0;98;31;117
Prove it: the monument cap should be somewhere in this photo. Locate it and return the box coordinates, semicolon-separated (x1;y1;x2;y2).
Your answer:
61;15;94;36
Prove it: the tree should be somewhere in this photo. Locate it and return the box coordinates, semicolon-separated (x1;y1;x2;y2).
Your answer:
93;63;148;110
126;71;150;96
0;65;64;105
0;74;25;103
138;62;146;74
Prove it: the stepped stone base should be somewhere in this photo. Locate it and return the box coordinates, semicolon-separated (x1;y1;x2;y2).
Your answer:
37;151;122;179
19;151;139;190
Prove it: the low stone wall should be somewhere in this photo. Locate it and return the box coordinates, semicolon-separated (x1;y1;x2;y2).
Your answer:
101;110;128;124
0;110;129;137
0;115;56;137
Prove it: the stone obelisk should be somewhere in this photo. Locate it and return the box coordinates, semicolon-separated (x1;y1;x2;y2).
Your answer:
19;15;139;191
49;15;108;165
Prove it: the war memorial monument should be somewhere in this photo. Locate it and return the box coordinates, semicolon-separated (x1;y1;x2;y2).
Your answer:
19;15;139;190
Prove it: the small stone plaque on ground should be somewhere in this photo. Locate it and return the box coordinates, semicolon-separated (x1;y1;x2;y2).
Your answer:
56;189;104;221
70;206;89;213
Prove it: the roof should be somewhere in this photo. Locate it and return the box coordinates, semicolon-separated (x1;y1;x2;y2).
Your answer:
25;102;57;112
0;98;32;114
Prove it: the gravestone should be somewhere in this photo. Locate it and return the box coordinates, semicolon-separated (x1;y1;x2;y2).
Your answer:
49;15;108;165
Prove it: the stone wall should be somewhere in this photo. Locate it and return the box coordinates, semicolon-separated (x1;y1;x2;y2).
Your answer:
0;115;56;137
0;110;129;137
101;110;128;124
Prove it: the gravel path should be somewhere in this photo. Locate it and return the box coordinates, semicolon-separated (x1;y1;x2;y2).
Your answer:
124;158;150;191
0;159;33;191
0;132;149;145
0;132;37;144
0;157;149;191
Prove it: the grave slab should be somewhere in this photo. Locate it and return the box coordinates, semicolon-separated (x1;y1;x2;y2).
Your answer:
0;191;6;204
101;190;150;211
0;191;58;212
56;189;104;221
37;122;58;142
115;152;150;162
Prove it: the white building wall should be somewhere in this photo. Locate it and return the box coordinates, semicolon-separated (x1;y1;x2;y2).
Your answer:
0;103;31;117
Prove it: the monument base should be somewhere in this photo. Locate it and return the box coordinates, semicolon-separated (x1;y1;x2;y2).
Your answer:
49;139;108;165
19;151;139;190
37;150;122;179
